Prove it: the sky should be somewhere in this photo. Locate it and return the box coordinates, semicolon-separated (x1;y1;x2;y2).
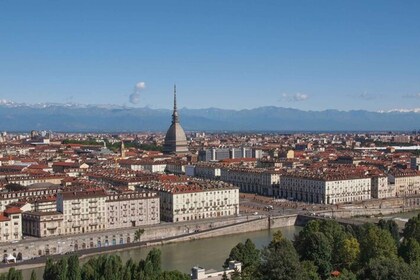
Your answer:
0;0;420;111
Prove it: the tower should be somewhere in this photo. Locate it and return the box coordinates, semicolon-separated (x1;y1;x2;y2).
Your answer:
120;140;126;159
163;85;189;154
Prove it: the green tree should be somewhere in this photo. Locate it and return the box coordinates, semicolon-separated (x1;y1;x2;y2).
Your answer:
5;268;22;280
357;258;417;280
158;271;190;280
221;272;229;280
67;255;81;280
56;258;68;280
81;263;95;280
358;224;398;264
43;258;57;280
337;237;360;269
134;228;145;242
231;268;241;280
403;214;420;242
378;219;400;244
224;238;260;279
301;232;332;278
30;271;37;280
301;261;321;280
259;233;304;280
399;238;420;265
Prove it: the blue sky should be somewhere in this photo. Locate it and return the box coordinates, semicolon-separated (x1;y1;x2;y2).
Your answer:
0;0;419;111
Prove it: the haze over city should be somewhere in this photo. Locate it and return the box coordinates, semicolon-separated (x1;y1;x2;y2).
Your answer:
1;1;420;111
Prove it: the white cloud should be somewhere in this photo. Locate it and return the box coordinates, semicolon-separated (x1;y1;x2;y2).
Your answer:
129;82;146;104
281;92;309;102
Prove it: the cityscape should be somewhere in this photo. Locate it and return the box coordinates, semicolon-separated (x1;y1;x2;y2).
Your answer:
1;1;420;280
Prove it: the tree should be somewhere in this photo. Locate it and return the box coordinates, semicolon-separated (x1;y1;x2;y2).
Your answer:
158;270;190;280
30;271;37;280
301;261;321;280
224;238;260;279
134;228;145;242
231;268;241;280
43;258;57;280
403;214;420;242
4;268;22;280
299;232;332;278
378;219;400;244
67;255;81;280
56;258;68;280
357;258;417;280
221;272;229;280
337;237;360;269
259;233;304;280
358;224;398;264
399;238;420;265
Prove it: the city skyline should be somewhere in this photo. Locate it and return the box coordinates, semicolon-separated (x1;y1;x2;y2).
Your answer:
1;1;420;111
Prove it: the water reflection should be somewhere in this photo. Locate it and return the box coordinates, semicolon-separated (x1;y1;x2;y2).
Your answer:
22;226;300;279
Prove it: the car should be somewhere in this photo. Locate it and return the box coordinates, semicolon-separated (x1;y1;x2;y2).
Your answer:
253;212;259;215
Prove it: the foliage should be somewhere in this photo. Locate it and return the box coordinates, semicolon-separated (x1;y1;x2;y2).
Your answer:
134;228;145;242
27;249;188;280
378;219;400;244
301;261;321;280
259;231;304;280
357;223;398;264
0;268;22;280
357;258;418;280
224;238;260;279
403;214;420;242
399;238;420;265
30;271;38;280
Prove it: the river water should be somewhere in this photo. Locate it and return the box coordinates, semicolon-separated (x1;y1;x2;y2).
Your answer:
19;210;420;279
22;226;300;279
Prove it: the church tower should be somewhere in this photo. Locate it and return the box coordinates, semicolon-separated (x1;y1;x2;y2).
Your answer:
163;85;189;154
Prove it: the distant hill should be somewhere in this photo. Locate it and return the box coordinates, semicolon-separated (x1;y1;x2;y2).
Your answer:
0;103;418;132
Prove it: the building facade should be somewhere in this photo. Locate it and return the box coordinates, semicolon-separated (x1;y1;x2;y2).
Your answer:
106;191;160;229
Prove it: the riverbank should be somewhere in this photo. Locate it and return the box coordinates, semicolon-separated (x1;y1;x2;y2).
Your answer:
0;214;297;274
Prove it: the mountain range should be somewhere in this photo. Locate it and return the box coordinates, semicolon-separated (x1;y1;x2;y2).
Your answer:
0;101;418;132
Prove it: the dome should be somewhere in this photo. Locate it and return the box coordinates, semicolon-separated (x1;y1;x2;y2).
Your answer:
163;122;188;154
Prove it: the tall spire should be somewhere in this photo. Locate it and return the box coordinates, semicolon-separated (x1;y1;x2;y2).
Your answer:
172;84;179;123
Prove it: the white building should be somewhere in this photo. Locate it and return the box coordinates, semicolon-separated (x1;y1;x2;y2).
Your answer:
106;191;160;229
57;189;107;235
141;180;239;222
0;207;22;243
388;169;420;197
280;172;371;204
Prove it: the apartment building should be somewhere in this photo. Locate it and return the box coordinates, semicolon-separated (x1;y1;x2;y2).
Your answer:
280;172;371;204
0;188;59;212
141;180;239;222
371;175;394;199
22;211;63;237
388;169;420;197
0;207;22;243
57;189;107;235
220;167;281;196
106;191;160;229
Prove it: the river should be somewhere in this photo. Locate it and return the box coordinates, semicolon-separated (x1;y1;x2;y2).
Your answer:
22;226;300;279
